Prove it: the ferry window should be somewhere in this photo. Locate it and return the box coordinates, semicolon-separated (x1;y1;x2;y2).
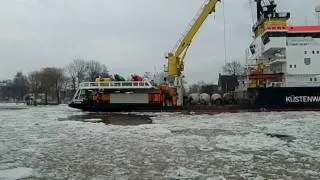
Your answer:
310;78;313;82
79;91;86;99
317;51;319;54
289;65;292;68
312;51;315;54
294;65;296;68
315;78;318;82
304;51;307;54
304;58;311;65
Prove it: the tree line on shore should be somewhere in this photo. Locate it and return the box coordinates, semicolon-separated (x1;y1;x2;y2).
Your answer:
0;60;243;104
0;59;108;104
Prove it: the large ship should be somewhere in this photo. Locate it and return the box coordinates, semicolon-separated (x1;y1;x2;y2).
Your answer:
236;0;320;108
69;0;320;113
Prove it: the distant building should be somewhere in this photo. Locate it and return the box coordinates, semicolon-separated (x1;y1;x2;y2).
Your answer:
218;74;239;93
0;80;12;87
199;84;219;95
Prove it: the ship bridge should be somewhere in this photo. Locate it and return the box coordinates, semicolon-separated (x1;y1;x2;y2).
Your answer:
247;24;320;88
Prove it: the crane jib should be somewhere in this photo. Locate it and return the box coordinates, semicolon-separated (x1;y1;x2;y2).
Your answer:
166;0;220;78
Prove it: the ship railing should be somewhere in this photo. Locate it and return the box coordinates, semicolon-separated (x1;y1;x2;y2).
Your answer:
79;81;154;89
268;81;320;88
267;82;284;88
285;82;320;87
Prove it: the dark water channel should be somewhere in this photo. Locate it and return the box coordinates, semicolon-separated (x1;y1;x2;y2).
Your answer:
59;113;153;125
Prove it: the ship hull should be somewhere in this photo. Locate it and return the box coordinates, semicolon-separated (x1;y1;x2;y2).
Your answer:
68;103;320;114
69;87;320;114
248;87;320;108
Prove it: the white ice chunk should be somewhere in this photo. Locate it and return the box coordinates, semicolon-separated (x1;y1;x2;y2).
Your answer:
168;167;207;179
0;167;33;180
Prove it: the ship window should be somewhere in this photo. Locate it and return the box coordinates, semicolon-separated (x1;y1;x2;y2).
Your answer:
289;65;292;68
317;51;319;54
304;58;311;65
315;78;318;82
304;51;307;54
287;32;320;38
261;33;270;45
294;65;296;68
310;78;313;82
312;51;315;54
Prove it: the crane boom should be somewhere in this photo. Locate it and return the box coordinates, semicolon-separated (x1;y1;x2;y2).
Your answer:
166;0;220;78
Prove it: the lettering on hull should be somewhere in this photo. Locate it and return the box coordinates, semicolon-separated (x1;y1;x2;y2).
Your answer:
286;96;320;103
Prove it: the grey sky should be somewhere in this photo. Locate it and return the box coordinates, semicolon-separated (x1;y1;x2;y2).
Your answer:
0;0;319;84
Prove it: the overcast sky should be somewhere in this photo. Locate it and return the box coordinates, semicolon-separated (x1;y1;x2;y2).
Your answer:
0;0;319;84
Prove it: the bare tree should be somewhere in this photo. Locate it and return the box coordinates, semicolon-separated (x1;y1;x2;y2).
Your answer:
37;68;65;104
12;72;29;101
223;61;244;75
86;60;109;81
187;81;205;94
28;71;41;100
188;84;200;94
66;58;87;92
38;68;53;104
50;68;65;104
0;80;14;101
0;72;29;102
60;76;73;102
66;64;76;92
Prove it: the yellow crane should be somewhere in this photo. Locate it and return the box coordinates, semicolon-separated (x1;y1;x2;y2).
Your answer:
165;0;221;106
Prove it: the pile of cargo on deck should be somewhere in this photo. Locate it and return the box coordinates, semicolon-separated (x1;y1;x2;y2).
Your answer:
95;74;145;82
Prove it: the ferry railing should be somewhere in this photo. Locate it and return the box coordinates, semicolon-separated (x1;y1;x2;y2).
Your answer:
79;81;154;89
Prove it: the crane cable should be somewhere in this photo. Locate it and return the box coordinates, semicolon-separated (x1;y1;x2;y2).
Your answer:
249;0;256;25
222;0;227;65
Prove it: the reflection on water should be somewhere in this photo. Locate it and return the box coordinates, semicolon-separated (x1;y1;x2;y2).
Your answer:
59;113;153;125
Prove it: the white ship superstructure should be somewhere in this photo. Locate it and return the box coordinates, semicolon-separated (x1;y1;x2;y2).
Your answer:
248;25;320;87
245;1;320;88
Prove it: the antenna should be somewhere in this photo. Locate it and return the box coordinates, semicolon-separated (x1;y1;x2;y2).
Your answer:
316;5;320;25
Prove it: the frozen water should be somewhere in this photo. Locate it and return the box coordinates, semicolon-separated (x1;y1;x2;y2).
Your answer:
0;105;320;179
165;166;207;179
0;167;33;180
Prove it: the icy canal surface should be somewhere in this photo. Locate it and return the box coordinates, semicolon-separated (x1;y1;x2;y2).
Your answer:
0;106;320;179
